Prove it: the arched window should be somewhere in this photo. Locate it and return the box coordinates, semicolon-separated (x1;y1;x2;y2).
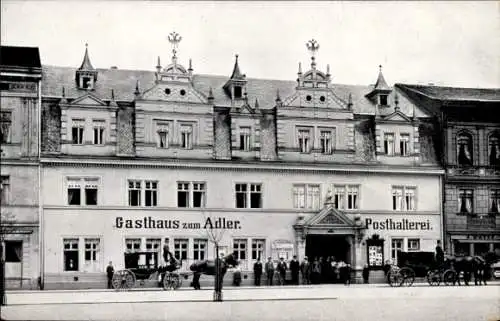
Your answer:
489;133;500;166
457;132;473;166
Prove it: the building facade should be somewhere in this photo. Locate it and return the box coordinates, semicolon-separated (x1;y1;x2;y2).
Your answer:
0;46;42;289
398;85;500;257
37;37;445;287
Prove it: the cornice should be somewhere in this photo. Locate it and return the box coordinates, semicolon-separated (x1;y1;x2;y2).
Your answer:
40;156;444;175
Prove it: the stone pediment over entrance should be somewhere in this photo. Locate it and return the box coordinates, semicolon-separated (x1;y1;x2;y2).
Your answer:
303;205;357;227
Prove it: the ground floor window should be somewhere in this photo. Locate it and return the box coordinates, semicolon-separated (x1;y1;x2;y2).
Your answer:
174;239;188;260
4;240;22;263
453;241;470;256
390;238;404;265
251;239;265;261
84;238;100;271
63;238;79;271
193;239;207;260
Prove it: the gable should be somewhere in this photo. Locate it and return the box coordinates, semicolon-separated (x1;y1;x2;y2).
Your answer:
284;90;347;109
141;83;207;104
70;93;106;106
304;206;356;227
383;111;412;122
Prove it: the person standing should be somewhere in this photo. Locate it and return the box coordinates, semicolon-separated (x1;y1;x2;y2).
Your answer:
106;261;114;289
362;264;370;284
277;257;287;285
290;255;300;285
253;257;263;286
300;256;311;285
435;240;445;270
265;257;275;286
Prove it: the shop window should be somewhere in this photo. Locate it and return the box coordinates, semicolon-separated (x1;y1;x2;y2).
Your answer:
457;133;473;166
458;189;474;214
454;241;470;256
489;133;500;166
1;176;10;205
5;240;22;263
239;127;251;151
235;183;262;209
399;133;410;156
384;133;395;155
193;239;207;260
490;189;500;214
174;239;188;260
0;111;12;144
63;238;79;271
177;182;206;208
251;239;265;260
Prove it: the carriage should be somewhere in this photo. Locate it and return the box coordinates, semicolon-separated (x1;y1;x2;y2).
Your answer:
112;251;184;290
386;251;457;287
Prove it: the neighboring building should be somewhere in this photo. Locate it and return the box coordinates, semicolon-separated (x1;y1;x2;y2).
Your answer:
0;46;42;289
398;84;500;257
39;37;444;288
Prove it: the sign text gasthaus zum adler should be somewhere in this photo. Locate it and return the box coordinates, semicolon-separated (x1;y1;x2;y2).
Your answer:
115;216;242;230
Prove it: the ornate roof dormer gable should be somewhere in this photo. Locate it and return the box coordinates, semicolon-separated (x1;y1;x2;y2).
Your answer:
223;54;248;101
297;39;331;89
75;43;98;90
380;92;413;123
366;65;392;106
155;31;192;84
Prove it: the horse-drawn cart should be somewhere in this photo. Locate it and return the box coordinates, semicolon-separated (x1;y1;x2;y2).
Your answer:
112;251;184;290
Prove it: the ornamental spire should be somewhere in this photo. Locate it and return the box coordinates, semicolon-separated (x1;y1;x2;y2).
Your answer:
306;39;320;70
156;56;162;73
374;65;390;91
230;54;245;80
168;31;182;64
134;80;141;97
78;43;95;71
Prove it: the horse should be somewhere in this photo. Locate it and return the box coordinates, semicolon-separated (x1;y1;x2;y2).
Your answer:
446;255;486;286
189;252;239;290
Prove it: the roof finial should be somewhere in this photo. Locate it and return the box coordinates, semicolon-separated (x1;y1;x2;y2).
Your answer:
254;98;260;109
109;89;118;107
208;87;214;101
306;39;320;70
230;54;245;80
394;92;399;109
134;80;140;97
61;87;68;104
326;64;330;76
298;62;302;75
348;93;353;109
276;89;281;103
78;43;95;71
156;56;162;73
188;58;193;71
168;31;182;59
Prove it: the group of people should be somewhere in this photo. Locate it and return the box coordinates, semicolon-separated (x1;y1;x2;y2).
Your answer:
252;256;352;286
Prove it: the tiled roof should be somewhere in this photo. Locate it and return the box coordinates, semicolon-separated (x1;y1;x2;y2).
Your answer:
396;84;500;102
0;46;41;69
42;65;384;114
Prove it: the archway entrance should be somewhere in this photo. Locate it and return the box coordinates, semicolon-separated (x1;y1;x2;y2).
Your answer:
305;234;351;263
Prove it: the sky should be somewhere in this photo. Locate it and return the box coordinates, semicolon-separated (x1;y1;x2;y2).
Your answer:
1;1;499;88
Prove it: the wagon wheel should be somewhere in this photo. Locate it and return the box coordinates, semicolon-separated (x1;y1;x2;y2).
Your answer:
400;267;415;287
426;270;440;286
163;272;181;290
112;269;136;290
443;270;456;286
388;271;403;287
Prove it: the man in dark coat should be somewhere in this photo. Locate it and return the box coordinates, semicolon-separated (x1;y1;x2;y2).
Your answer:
300;256;311;285
277;257;287;285
265;257;275;286
435;240;445;270
106;261;114;289
290;255;300;285
362;264;370;284
253;257;263;286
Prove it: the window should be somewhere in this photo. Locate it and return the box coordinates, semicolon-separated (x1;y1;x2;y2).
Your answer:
490;189;500;214
234;86;242;99
1;176;10;205
379;94;388;106
293;184;320;210
180;124;193;149
251;239;265;260
193;239;207;260
67;177;99;206
0;111;12;143
320;130;333;154
92;120;105;145
347;186;359;210
84;238;100;269
384;133;395;155
235;183;262;209
125;238;141;253
233;239;247;261
400;134;410;156
391;238;403;265
334;186;345;209
489;134;500;166
5;241;22;263
457;133;473;166
298;129;312;153
128;180;142;206
63;238;79;271
81;76;92;89
407;239;420;252
392;186;416;211
177;182;206;208
458;189;473;214
174;239;188;260
145;238;161;267
145;181;158;207
71;119;85;145
156;123;170;149
239;127;251;151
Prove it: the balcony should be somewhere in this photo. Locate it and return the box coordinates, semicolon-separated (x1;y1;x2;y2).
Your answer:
466;215;496;230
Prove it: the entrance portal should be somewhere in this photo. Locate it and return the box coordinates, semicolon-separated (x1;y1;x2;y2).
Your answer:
305;234;351;263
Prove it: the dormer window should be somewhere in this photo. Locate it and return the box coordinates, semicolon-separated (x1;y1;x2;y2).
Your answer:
82;77;92;89
379;94;388;106
234;86;242;99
